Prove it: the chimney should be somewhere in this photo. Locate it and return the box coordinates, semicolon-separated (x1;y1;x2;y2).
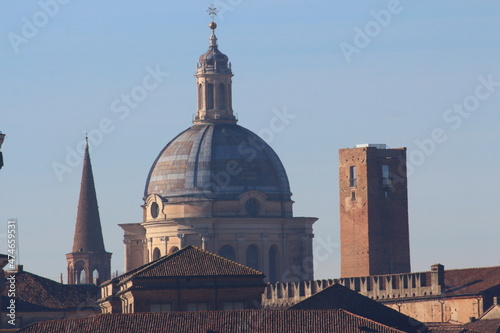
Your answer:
430;263;444;294
493;296;498;305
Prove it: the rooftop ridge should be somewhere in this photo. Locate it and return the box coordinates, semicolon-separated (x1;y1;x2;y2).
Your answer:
191;245;265;276
118;245;264;285
442;265;500;272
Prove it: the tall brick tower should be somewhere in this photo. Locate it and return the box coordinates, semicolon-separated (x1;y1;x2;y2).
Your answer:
66;138;111;284
339;144;410;278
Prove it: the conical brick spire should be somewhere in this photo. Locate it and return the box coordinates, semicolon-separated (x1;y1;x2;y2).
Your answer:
72;139;106;253
66;138;111;284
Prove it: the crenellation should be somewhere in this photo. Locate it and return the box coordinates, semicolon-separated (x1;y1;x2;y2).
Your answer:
263;265;446;308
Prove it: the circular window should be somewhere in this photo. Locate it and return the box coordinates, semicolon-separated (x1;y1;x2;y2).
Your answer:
245;198;260;216
150;202;159;219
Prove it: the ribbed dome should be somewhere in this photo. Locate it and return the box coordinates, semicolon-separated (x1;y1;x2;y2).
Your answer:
145;124;291;201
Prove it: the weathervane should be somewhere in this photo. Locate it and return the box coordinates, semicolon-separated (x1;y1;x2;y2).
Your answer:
207;4;219;21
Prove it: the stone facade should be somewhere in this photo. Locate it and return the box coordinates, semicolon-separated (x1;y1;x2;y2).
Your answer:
339;144;411;278
122;199;315;283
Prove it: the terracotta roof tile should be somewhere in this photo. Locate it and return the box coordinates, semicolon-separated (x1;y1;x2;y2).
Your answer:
16;309;409;333
289;283;427;333
464;319;500;333
425;322;479;333
117;246;263;284
1;270;99;311
443;266;500;296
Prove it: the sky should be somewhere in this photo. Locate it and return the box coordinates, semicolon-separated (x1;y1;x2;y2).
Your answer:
0;1;499;282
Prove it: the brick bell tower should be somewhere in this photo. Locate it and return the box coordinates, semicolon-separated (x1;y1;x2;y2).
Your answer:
339;144;411;278
66;138;111;284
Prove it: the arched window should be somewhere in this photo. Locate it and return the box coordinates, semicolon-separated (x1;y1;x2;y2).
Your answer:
92;269;99;280
246;245;259;270
198;84;203;110
152;247;161;261
218;83;225;108
169;246;179;254
75;260;86;284
207;83;214;109
78;269;86;284
219;245;235;261
269;246;279;283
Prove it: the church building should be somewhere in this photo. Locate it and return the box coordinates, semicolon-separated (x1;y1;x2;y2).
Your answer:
119;20;317;283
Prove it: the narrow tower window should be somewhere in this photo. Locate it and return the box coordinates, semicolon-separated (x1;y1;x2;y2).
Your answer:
198;84;203;110
382;165;391;187
218;83;225;108
207;83;214;109
349;166;357;187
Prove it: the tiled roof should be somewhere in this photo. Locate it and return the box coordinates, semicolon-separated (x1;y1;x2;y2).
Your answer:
425;322;479;333
289;283;427;333
16;309;408;333
464;319;500;333
425;320;500;333
443;266;500;296
117;246;264;284
1;270;99;311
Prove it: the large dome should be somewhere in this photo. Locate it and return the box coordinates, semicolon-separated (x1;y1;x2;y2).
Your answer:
145;124;291;201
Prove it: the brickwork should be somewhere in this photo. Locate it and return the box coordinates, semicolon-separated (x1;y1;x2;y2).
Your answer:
262;264;444;309
339;145;410;278
263;264;500;324
67;141;111;284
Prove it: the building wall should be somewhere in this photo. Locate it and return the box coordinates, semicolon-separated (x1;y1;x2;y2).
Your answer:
339;146;410;278
117;276;265;313
122;192;316;283
383;296;483;324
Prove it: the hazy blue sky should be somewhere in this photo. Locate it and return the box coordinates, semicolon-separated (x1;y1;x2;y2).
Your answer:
1;1;499;282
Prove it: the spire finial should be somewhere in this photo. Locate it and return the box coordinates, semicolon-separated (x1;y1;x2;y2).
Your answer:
207;4;219;23
85;133;89;148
